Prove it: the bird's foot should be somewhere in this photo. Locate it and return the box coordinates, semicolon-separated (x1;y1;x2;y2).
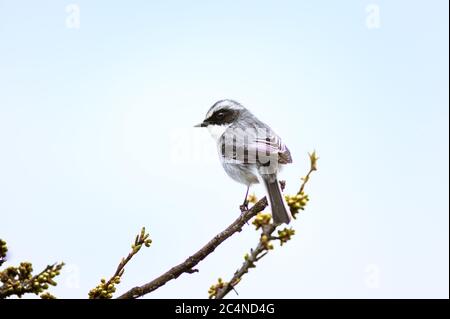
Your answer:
239;201;250;225
239;200;249;213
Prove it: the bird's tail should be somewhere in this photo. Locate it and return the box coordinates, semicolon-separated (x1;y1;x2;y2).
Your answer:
261;175;292;224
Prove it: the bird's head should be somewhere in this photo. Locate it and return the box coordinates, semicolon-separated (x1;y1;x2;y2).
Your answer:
195;99;247;140
195;99;246;128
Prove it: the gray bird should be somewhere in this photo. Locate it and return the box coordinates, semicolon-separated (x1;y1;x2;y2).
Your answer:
195;99;293;224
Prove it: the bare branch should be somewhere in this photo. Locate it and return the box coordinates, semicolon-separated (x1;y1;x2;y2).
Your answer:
117;197;269;299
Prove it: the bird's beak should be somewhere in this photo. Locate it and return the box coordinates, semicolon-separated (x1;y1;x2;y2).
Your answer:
194;122;207;127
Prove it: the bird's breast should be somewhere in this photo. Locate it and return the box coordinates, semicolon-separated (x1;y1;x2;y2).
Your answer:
221;162;259;186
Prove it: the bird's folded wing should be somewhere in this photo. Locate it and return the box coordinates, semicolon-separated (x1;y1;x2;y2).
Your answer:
220;133;292;164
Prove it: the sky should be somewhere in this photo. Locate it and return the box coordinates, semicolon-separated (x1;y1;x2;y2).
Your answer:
0;0;448;299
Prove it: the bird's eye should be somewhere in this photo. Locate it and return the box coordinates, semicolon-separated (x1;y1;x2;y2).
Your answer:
216;112;225;119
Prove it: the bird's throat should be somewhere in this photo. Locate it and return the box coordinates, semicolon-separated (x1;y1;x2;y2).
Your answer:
207;124;231;141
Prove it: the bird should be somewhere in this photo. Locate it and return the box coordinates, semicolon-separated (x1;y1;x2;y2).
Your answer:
195;99;293;224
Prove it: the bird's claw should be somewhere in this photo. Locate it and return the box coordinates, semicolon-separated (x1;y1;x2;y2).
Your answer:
239;201;249;212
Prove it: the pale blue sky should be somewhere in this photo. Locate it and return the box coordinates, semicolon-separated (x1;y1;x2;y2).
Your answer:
0;1;448;298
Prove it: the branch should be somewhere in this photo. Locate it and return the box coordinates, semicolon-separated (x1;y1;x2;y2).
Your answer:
89;227;152;299
211;223;277;299
0;239;64;300
211;151;318;299
117;197;269;299
0;239;7;268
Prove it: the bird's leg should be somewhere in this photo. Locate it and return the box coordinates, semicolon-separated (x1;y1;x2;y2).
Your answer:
239;185;250;213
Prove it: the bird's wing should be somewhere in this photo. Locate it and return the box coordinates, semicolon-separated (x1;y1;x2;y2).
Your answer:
253;135;292;164
219;127;292;165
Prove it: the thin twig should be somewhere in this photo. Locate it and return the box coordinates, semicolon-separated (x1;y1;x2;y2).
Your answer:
89;227;152;299
214;224;277;299
0;262;64;299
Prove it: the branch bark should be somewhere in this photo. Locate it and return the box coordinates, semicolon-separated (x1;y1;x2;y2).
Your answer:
117;197;268;299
